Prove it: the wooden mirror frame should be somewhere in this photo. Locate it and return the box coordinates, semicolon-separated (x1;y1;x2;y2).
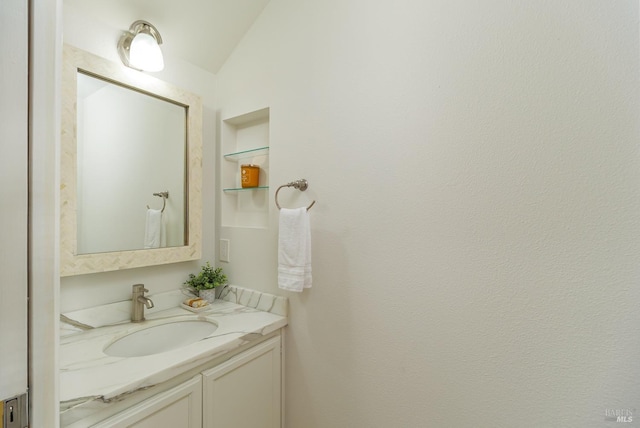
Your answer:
60;45;202;276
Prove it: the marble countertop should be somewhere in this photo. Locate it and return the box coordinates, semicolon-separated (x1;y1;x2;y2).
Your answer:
60;287;287;424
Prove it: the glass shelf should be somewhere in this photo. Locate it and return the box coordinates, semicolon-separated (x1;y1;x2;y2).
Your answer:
223;146;269;161
223;186;269;193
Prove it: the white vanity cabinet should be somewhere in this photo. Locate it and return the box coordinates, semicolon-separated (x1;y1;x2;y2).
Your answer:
202;336;281;428
73;335;283;428
60;294;288;428
92;375;202;428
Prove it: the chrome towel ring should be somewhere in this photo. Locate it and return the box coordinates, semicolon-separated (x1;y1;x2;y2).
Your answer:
147;191;169;213
275;179;316;211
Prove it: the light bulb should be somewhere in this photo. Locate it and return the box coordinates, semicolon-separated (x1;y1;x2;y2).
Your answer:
129;32;164;71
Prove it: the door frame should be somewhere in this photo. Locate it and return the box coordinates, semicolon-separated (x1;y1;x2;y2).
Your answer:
28;0;62;426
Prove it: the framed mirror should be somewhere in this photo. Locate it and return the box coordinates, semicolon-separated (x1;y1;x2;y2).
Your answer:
61;45;202;276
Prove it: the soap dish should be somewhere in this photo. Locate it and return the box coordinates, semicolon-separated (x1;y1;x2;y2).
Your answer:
180;303;213;313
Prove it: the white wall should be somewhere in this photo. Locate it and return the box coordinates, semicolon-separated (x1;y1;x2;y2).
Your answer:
216;1;640;426
60;4;217;311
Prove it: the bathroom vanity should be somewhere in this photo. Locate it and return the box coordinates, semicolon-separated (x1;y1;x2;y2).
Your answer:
60;287;287;427
57;44;286;427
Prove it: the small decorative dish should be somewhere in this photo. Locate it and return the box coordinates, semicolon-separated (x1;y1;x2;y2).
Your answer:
180;302;213;313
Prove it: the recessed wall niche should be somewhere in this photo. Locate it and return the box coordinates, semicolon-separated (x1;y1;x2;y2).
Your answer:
221;107;270;228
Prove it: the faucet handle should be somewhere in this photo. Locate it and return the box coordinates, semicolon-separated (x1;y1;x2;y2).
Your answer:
132;283;148;293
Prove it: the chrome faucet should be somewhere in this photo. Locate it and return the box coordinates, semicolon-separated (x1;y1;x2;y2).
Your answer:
131;284;154;322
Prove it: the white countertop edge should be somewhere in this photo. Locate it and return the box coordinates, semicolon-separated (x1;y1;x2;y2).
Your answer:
60;299;287;404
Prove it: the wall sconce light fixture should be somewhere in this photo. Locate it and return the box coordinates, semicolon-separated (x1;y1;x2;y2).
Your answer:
117;20;164;72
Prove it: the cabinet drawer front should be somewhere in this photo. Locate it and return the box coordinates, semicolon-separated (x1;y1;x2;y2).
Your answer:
92;375;202;428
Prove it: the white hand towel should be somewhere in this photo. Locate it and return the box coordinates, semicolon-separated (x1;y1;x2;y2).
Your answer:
144;208;163;249
278;207;312;292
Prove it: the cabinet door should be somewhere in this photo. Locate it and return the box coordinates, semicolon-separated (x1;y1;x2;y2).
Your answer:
203;336;281;428
0;0;28;405
92;376;202;428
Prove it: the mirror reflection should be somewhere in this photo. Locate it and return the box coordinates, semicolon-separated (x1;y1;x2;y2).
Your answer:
76;72;186;254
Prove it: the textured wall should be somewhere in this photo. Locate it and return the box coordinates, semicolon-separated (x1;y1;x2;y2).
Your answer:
216;1;640;426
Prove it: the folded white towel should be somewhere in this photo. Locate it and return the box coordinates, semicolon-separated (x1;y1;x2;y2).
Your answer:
278;207;312;292
144;208;163;249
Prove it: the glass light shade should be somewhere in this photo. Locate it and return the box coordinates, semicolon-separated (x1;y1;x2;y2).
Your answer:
129;32;164;71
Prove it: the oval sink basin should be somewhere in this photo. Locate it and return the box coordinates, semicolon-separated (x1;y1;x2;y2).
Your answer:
104;320;218;358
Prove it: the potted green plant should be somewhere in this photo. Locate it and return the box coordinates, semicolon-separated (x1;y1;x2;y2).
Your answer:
184;262;227;302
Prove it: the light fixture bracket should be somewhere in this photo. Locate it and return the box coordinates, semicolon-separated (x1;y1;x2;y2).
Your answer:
117;20;164;71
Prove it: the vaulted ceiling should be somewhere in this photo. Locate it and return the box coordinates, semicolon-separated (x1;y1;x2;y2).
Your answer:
64;0;271;74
